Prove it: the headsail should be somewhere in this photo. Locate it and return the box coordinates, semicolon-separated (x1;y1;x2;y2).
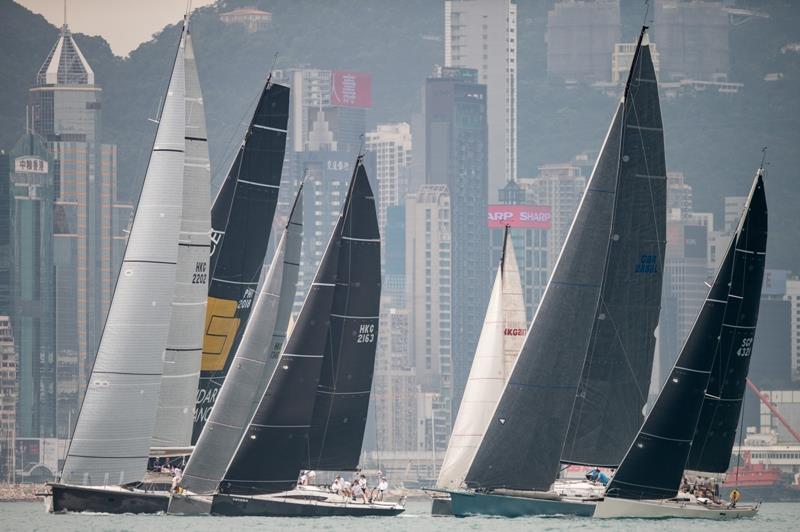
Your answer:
465;27;663;491
606;169;767;500
151;24;211;449
437;227;525;489
60;26;186;486
179;186;303;495
220;160;371;494
561;28;666;467
305;158;381;470
193;82;290;442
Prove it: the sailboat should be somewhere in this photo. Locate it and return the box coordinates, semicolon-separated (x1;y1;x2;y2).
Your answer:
167;185;304;514
448;26;666;518
192;71;290;442
175;157;402;517
430;226;526;515
595;165;767;519
47;19;203;514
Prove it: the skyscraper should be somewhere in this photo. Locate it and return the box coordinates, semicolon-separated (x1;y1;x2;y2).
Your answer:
406;184;452;448
520;163;585;274
365;123;412;237
0;316;16;482
787;279;800;383
25;24;126;438
445;0;517;200
424;67;489;416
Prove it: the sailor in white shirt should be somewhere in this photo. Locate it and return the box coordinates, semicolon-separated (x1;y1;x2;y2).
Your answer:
376;477;388;501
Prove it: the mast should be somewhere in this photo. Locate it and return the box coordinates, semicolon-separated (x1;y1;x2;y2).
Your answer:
606;168;767;500
60;24;187;486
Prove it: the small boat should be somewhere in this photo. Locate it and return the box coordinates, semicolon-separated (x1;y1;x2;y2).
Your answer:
48;18;202;514
447;25;666;518
595;163;768;519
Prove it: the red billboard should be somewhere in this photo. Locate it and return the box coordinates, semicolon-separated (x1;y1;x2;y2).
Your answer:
488;205;552;229
331;70;372;108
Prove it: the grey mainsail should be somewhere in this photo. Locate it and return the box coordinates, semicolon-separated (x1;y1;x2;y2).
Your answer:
60;26;186;486
180;186;303;495
561;30;666;467
465;27;663;491
151;26;211;450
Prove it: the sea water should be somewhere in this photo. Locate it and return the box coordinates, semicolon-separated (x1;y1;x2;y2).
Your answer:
2;499;799;531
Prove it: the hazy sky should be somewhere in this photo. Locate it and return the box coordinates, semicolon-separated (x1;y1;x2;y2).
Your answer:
17;0;216;56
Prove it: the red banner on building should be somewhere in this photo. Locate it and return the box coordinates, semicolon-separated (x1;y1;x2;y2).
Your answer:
331;70;372;108
488;205;552;229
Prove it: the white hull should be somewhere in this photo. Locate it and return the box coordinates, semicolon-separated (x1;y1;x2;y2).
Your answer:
553;479;605;499
593;496;759;519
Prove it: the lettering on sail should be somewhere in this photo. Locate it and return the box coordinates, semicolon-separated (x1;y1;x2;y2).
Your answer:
504;327;526;336
356;323;375;344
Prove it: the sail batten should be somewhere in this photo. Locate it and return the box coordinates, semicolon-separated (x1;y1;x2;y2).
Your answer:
60;26;187;486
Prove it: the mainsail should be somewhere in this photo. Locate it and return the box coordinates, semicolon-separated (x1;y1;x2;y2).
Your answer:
193;81;290;442
220;158;374;494
465;27;663;491
437;228;525;489
180;186;303;495
60;25;186;486
151;25;211;449
561;28;666;468
606;168;767;500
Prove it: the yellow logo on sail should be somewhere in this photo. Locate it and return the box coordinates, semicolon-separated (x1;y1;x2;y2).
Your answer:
201;297;240;371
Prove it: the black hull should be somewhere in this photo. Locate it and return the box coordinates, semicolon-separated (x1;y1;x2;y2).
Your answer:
48;483;169;514
211;493;404;517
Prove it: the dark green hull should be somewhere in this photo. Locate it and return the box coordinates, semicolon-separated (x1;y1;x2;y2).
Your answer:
449;490;595;517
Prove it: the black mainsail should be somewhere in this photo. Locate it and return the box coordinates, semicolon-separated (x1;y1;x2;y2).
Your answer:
464;27;664;491
306;158;381;470
193;82;290;442
220;156;378;494
606;168;767;500
561;27;666;467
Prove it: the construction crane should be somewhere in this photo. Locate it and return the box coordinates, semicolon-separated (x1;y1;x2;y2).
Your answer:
746;378;800;444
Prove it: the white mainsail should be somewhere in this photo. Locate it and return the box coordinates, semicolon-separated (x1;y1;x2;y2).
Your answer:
60;27;186;486
151;25;211;449
436;229;525;489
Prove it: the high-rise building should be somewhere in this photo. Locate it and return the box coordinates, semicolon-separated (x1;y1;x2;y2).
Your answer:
9;133;54;439
424;67;489;416
612;40;660;84
666;171;693;217
365;123;413;236
383;204;406;309
545;0;621;83
445;0;517;200
520;163;585;273
787;278;800;383
653;0;730;82
724;196;747;232
406;185;452;447
23;25;126;438
0;316;16;481
0;151;11;316
750;271;793;389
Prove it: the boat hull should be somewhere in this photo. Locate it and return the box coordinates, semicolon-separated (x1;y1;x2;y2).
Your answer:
47;483;169;514
430;494;453;515
449;490;596;517
593;496;759;519
210;491;405;517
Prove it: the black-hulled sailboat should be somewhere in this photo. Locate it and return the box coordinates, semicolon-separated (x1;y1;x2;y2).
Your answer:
448;26;666;517
48;19;200;514
174;157;402;517
192;72;290;442
595;165;767;519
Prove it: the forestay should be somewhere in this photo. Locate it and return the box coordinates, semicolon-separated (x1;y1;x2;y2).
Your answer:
60;26;186;486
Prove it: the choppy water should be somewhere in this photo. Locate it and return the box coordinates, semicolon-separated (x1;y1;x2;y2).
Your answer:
2;499;800;531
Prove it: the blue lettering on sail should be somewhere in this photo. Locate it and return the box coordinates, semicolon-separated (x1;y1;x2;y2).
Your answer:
635;255;658;273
